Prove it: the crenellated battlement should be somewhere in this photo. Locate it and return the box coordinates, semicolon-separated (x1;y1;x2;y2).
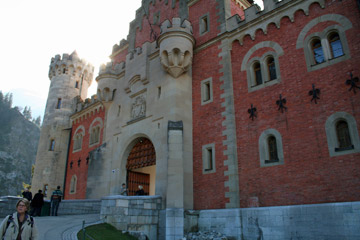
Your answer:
98;61;126;76
160;18;193;36
227;0;325;44
48;51;94;84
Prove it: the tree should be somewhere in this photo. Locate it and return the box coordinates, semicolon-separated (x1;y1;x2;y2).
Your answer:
34;116;41;126
23;106;32;120
4;93;13;108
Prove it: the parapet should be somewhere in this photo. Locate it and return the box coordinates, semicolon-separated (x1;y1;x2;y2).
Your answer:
160;18;193;36
48;51;94;85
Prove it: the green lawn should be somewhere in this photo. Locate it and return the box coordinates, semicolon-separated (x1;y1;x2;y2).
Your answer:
77;223;138;240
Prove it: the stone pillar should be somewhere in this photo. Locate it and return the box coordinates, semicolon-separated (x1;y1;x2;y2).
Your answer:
166;121;184;239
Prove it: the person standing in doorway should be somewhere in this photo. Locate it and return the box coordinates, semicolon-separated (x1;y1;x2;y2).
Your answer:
120;183;128;196
135;185;145;196
30;190;44;217
50;186;63;216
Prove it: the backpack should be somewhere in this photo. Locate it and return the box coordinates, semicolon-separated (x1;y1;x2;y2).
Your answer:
2;215;34;239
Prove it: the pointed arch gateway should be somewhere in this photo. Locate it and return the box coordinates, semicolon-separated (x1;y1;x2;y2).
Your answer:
126;138;156;196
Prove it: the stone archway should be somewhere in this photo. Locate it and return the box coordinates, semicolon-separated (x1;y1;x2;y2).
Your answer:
126;138;156;196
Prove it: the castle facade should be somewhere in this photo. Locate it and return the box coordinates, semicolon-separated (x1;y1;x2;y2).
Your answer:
32;0;360;239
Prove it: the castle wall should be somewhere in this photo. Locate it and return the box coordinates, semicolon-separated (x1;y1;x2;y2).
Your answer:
64;103;105;199
228;0;360;207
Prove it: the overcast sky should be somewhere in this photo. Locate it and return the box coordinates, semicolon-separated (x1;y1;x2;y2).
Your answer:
0;0;262;120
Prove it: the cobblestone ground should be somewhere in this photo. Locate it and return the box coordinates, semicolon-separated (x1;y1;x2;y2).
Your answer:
1;214;100;240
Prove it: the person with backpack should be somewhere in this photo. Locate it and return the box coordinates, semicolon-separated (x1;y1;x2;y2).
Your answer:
0;198;38;240
50;186;63;216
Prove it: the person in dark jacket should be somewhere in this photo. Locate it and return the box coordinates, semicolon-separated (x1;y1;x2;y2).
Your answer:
22;188;32;201
135;185;145;196
30;190;44;217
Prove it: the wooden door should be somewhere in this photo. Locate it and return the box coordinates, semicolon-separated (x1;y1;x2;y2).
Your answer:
127;171;150;196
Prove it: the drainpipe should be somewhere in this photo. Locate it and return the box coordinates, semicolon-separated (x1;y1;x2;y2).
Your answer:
63;127;72;199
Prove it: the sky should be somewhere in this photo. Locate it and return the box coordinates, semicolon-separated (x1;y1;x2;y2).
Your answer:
0;0;263;120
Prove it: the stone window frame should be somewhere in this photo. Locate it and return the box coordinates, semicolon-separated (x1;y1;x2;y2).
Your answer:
202;143;216;174
201;77;213;105
70;175;77;194
241;41;284;93
259;129;285;167
73;125;85;152
325;112;360;157
303;26;350;72
89;117;103;147
246;51;281;92
199;13;210;36
295;14;353;72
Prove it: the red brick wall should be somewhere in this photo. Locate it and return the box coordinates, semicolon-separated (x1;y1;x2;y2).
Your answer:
192;43;229;209
230;1;245;19
134;1;180;48
64;108;105;199
189;0;222;47
230;1;360;207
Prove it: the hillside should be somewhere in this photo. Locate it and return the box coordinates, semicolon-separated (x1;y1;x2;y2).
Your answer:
0;93;40;196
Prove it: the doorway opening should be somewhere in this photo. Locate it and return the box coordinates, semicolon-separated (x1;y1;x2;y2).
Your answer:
126;138;156;196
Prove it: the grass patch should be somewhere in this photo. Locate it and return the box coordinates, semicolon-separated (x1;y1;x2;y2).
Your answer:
77;223;138;240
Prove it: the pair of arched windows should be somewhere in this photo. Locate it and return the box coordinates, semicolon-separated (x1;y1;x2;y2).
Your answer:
310;31;344;65
252;56;277;86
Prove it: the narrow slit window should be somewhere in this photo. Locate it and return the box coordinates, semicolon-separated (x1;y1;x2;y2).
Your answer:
56;98;62;109
49;139;55;151
204;82;211;101
200;16;209;34
158;86;161;99
205;148;213;171
75;81;79;89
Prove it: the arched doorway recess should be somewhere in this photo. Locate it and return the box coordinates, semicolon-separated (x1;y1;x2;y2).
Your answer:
126;137;156;195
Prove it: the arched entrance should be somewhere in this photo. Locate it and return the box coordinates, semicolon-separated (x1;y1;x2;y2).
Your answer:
126;138;156;196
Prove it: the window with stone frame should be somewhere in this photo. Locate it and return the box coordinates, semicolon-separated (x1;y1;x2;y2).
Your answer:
202;143;216;174
199;13;210;35
73;133;83;151
89;126;100;145
297;16;352;72
325;112;360;157
259;129;284;167
201;77;213;105
246;52;281;91
70;175;77;194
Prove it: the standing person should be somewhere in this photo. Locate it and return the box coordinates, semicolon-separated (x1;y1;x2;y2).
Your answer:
135;185;145;196
0;198;38;240
22;188;32;202
30;190;44;217
120;183;128;196
50;186;63;216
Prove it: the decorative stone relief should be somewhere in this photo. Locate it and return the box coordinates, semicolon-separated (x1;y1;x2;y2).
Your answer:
131;95;146;120
161;48;192;78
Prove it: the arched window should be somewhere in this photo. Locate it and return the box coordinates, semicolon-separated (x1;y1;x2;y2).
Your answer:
253;62;262;86
266;57;277;81
267;136;279;162
89;126;100;145
73;133;83;151
70;175;77;194
325;112;360;156
311;39;324;64
336;121;352;150
328;32;344;58
259;129;285;167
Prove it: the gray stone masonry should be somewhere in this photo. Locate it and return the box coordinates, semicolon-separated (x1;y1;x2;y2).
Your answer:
101;195;162;240
194;201;360;240
57;199;101;215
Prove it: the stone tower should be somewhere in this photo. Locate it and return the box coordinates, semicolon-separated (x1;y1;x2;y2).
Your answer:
32;51;94;198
